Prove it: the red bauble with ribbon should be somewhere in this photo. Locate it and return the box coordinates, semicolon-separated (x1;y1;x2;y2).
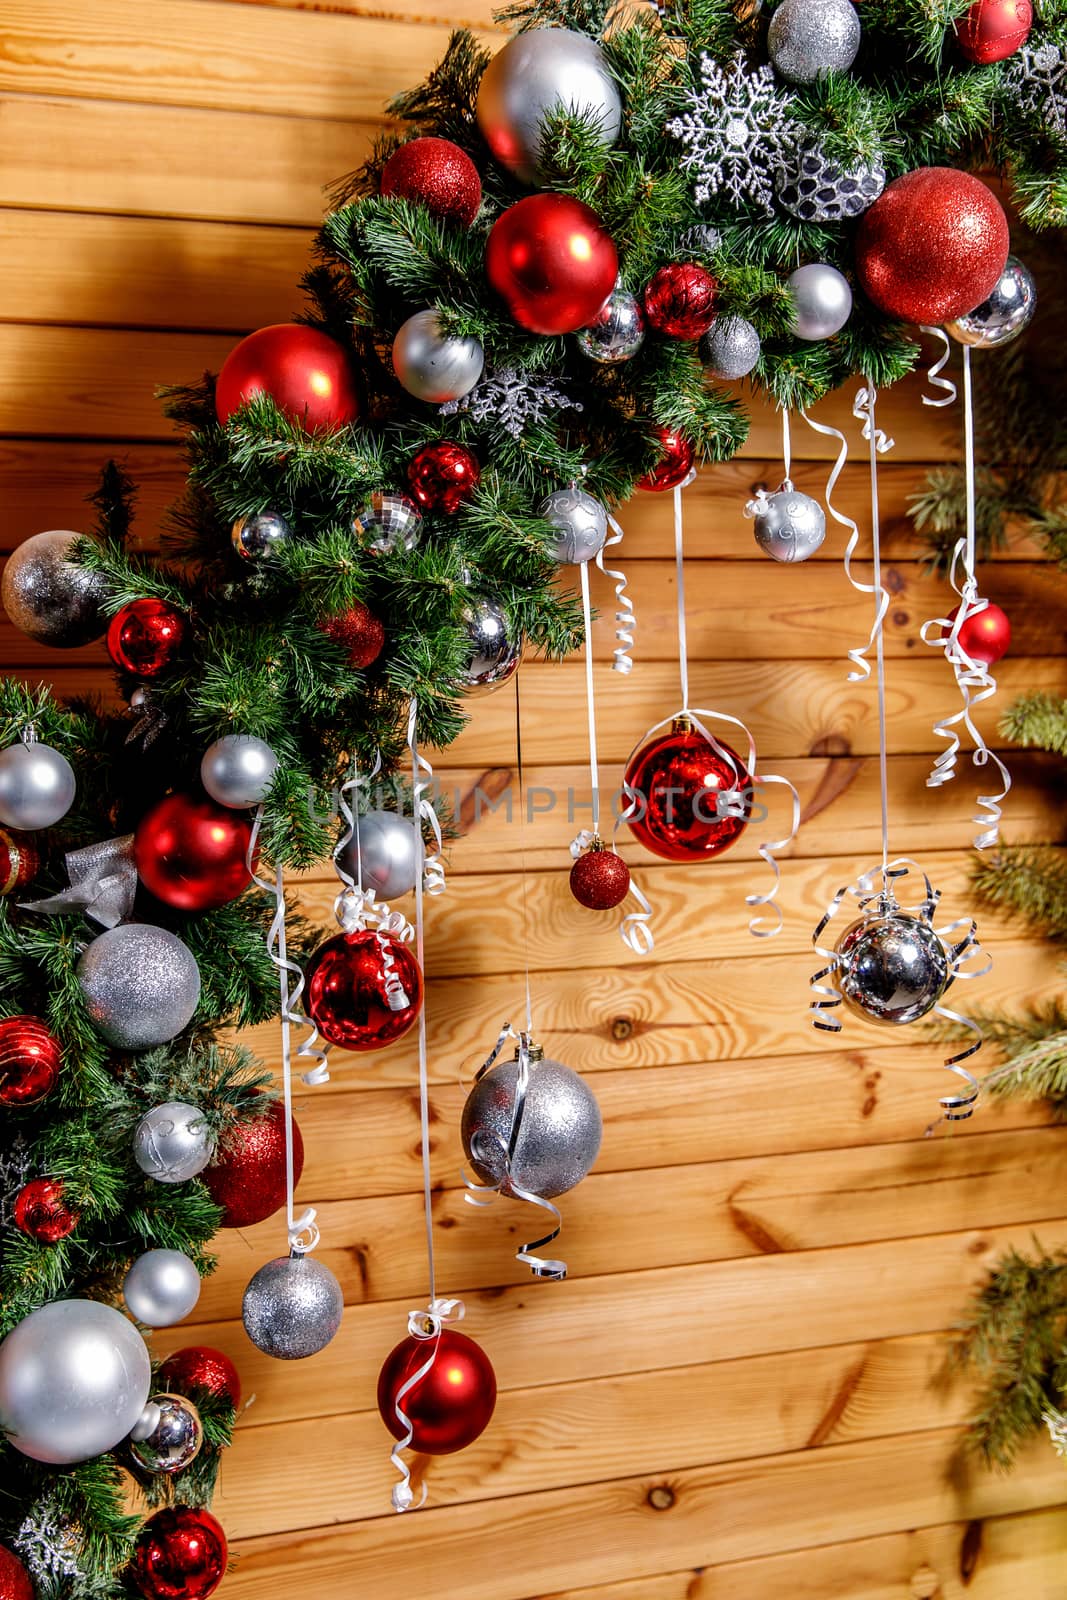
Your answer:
636;426;695;493
381;136;483;227
0;827;38;897
0;1014;61;1107
378;1328;497;1454
570;844;631;909
643;263;719;340
134;792;255;912
0;1546;33;1600
130;1506;227;1600
14;1177;80;1242
485;194;618;335
624;720;752;862
215;324;360;432
304;928;423;1051
320;601;386;669
107;598;187;678
406;441;481;515
945;601;1012;666
158;1346;242;1410
956;0;1032;63
202;1097;302;1229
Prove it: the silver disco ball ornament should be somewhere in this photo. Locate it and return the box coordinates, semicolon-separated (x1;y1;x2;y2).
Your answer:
0;1298;151;1464
338;808;420;901
133;1101;215;1185
392;310;484;404
462;1048;603;1199
0;739;76;830
946;255;1037;349
129;1393;203;1475
768;0;861;83
76;925;201;1050
749;485;827;562
231;510;291;560
460;593;522;690
353;491;423;557
123;1249;202;1328
2;530;107;647
200;733;279;808
242;1254;344;1360
538;487;609;565
835;911;950;1026
775;140;885;222
787;263;853;341
476;27;622;185
575;284;646;363
700;316;761;380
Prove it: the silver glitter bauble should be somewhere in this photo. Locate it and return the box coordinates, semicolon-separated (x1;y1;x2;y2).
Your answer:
133;1101;215;1184
750;486;827;562
231;510;291;560
0;1298;151;1464
353;491;424;557
0;740;76;829
123;1249;201;1328
76;925;201;1049
768;0;861;83
775;140;885;222
200;734;279;808
338;808;420;901
835;912;949;1026
392;310;485;404
946;256;1037;349
2;530;107;647
460;593;522;690
476;27;622;185
575;285;646;363
463;1050;602;1199
128;1393;203;1475
787;263;853;341
700;316;761;380
242;1254;344;1360
538;487;609;564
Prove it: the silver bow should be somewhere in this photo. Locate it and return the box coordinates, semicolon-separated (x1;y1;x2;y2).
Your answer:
21;835;137;928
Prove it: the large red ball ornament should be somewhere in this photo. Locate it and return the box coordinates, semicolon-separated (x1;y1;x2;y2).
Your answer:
855;168;1010;326
945;601;1012;666
202;1097;303;1230
107;598;187;678
0;1546;34;1600
378;1328;497;1454
570;846;631;910
305;928;423;1051
624;721;752;861
485;194;618;335
14;1177;80;1242
130;1506;227;1600
643;263;719;340
215;324;360;432
320;601;385;669
381;137;483;227
158;1346;242;1410
134;793;255;912
406;441;481;515
0;1015;61;1107
956;0;1032;63
0;827;38;897
636;427;695;493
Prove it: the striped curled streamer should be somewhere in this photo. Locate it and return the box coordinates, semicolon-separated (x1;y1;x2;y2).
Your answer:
389;1298;467;1513
919;326;958;409
595;513;636;674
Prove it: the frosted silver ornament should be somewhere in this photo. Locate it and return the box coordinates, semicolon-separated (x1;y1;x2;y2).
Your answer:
768;0;861;83
242;1253;343;1360
392;310;484;404
575;284;645;363
128;1393;203;1475
787;263;853;341
775;139;885;222
133;1101;215;1185
0;739;76;830
200;734;279;808
476;27;622;185
946;256;1037;349
76;924;201;1049
700;316;761;380
123;1248;201;1328
747;483;827;562
353;491;423;557
2;530;108;648
538;487;609;564
0;1298;151;1464
460;593;522;690
835;912;950;1026
231;510;291;560
338;808;420;901
463;1048;602;1199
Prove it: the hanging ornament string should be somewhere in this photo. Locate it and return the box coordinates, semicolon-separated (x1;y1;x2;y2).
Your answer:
595;512;636;674
862;383;892;886
406;702;447;896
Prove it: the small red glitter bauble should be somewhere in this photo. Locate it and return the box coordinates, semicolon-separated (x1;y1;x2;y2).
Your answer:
134;792;255;912
158;1346;242;1410
636;427;696;493
130;1506;227;1600
378;1328;497;1454
956;0;1032;63
305;928;423;1052
107;598;187;678
215;324;360;432
381;137;483;227
0;1546;34;1600
570;847;631;910
14;1177;80;1243
855;168;1009;325
320;601;385;669
624;723;752;862
945;601;1012;665
0;827;38;896
202;1098;303;1230
0;1015;61;1107
486;194;618;335
406;442;481;515
643;263;719;340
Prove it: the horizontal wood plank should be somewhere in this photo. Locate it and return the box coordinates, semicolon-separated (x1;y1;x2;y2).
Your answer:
214;0;501;28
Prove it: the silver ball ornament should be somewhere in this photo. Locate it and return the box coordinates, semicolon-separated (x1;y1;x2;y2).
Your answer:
242;1254;344;1360
835;912;950;1026
460;593;522;690
768;0;861;83
538;487;609;564
123;1249;202;1328
353;491;423;557
0;1298;151;1464
133;1101;215;1184
231;510;291;560
787;263;853;341
946;256;1037;349
76;925;201;1050
775;140;885;222
700;316;761;380
201;734;279;808
476;27;622;185
749;486;827;563
128;1393;203;1474
463;1051;602;1198
575;285;645;363
0;740;76;829
392;310;484;404
2;530;107;647
338;808;420;901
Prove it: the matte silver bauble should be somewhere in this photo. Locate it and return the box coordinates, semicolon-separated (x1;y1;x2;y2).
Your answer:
2;530;107;647
76;925;201;1049
338;808;420;901
123;1249;202;1328
200;733;279;808
133;1101;215;1184
768;0;861;83
129;1393;203;1474
538;487;609;564
231;510;291;560
700;316;761;380
946;256;1037;349
750;486;827;562
835;912;950;1025
0;740;76;829
242;1253;344;1360
462;1050;603;1199
392;310;485;404
476;27;623;185
775;140;885;222
787;263;853;341
353;491;424;557
0;1298;151;1464
575;285;646;363
460;593;522;690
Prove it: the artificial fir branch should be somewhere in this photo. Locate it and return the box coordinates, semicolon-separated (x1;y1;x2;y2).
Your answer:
999;692;1067;755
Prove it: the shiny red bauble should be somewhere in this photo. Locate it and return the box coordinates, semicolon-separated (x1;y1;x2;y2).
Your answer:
378;1329;497;1454
130;1506;227;1600
956;0;1032;63
0;827;38;897
134;792;255;912
107;598;187;678
381;136;483;227
215;324;360;433
0;1015;61;1107
158;1346;242;1410
14;1177;80;1242
636;426;696;493
570;846;631;910
320;601;386;669
0;1546;34;1600
485;194;618;336
305;928;423;1052
855;168;1009;326
643;263;719;340
624;722;752;861
406;441;481;515
945;601;1012;666
202;1097;303;1229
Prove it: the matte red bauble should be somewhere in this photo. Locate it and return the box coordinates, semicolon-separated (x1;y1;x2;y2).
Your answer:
134;793;255;912
855;168;1009;326
643;263;719;340
636;427;695;493
381;136;483;227
570;846;631;910
305;928;423;1051
0;1546;34;1600
130;1506;227;1600
956;0;1032;63
320;601;386;669
378;1329;497;1454
107;598;187;678
945;601;1012;666
0;1015;61;1107
406;441;481;515
202;1097;302;1229
0;827;38;896
624;721;752;861
14;1177;80;1242
215;324;360;432
158;1346;242;1410
485;194;618;335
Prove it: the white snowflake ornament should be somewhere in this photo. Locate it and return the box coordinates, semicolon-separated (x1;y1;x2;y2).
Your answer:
1006;42;1067;138
668;53;800;214
440;367;583;439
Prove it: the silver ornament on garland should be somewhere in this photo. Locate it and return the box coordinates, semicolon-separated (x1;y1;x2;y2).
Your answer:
132;1101;215;1184
774;139;885;222
667;53;799;215
787;263;853;341
338;808;420;901
700;315;761;380
392;310;484;404
231;510;291;560
538;487;609;565
745;482;827;562
353;491;423;557
2;530;107;648
201;733;279;808
768;0;861;84
123;1248;201;1328
242;1253;344;1360
462;1045;602;1199
575;284;646;363
460;593;522;690
476;27;622;185
76;924;201;1050
946;255;1037;349
128;1393;203;1475
0;735;76;830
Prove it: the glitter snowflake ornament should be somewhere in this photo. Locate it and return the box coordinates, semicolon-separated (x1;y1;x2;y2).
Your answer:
440;367;583;440
668;53;799;214
1006;41;1067;137
14;1497;85;1590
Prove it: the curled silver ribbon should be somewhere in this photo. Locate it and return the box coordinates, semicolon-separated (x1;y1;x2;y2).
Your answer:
331;753;416;1016
595;513;636;674
390;1297;466;1512
21;835;136;928
919;326;958;409
569;829;655;955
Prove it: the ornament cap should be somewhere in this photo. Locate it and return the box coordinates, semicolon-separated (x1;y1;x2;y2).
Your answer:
512;1040;545;1063
671;714;696;734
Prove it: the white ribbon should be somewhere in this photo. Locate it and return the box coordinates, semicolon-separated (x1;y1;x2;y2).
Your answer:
390;1298;466;1513
406;699;446;896
919;326;958;408
595;513;636;674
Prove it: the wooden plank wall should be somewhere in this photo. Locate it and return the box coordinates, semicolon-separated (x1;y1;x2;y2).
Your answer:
3;2;1067;1594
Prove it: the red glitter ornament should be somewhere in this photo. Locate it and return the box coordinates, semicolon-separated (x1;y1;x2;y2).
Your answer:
945;601;1012;666
570;845;631;910
107;598;187;678
134;792;255;912
305;927;423;1052
956;0;1032;63
624;720;752;862
381;136;483;228
215;324;360;433
320;601;386;669
378;1328;497;1454
202;1097;303;1230
485;194;618;335
643;263;719;340
855;168;1009;326
0;1015;61;1108
130;1506;227;1600
158;1346;242;1410
406;441;481;515
14;1177;80;1243
0;1546;33;1600
636;426;696;493
0;828;38;897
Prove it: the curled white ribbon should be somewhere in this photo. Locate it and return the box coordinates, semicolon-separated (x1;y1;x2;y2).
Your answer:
406;698;447;896
390;1298;467;1513
331;754;417;1014
919;326;958;408
595;513;636;674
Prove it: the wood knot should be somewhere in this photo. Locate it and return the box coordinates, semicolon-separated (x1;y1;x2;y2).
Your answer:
808;733;852;758
647;1485;675;1511
611;1015;635;1042
909;1567;941;1599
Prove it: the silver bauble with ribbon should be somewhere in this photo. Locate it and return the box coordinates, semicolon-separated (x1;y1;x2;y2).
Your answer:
0;1298;151;1464
201;734;279;808
392;310;485;404
353;491;423;557
460;593;522;690
231;510;291;560
2;530;108;647
538;487;609;564
0;740;76;830
700;316;761;380
123;1249;201;1328
129;1393;203;1474
787;263;853;341
749;485;827;563
575;284;646;363
338;808;420;901
946;256;1037;350
775;139;885;222
76;925;201;1049
242;1254;344;1360
768;0;861;83
476;27;622;185
133;1101;215;1184
462;1049;602;1199
835;912;949;1026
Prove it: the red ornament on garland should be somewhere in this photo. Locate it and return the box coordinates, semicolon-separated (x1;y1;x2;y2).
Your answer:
158;1346;242;1410
202;1097;303;1230
636;426;695;493
0;1546;34;1600
14;1177;80;1243
215;324;360;433
956;0;1032;64
134;792;255;912
0;1015;61;1108
643;263;719;340
944;601;1012;666
305;928;423;1051
381;136;483;228
406;441;481;515
130;1506;227;1600
624;720;752;862
320;601;386;669
486;194;618;335
0;828;38;897
107;598;187;679
570;843;631;910
378;1328;497;1454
